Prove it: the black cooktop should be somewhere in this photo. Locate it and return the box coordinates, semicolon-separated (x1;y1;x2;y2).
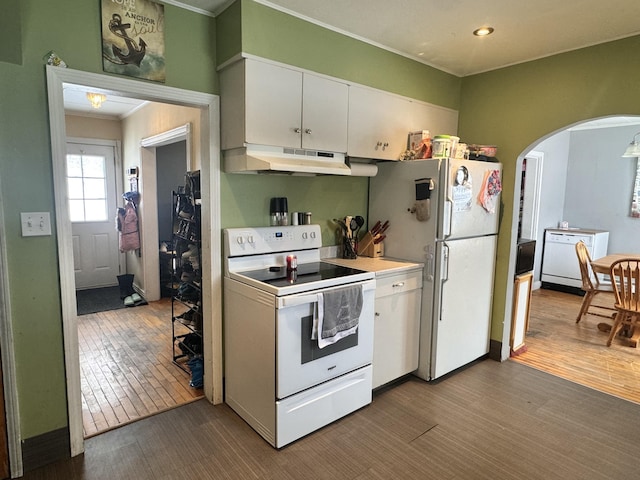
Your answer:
238;261;366;289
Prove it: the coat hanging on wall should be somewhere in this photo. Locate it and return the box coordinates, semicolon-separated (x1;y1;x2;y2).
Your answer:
117;191;141;253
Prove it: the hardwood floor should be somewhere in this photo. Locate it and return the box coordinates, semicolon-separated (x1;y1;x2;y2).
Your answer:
78;298;203;437
511;287;640;405
22;359;640;479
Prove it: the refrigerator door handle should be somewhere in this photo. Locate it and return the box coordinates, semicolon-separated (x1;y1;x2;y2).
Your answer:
443;197;452;238
425;245;435;281
437;243;449;322
442;243;450;282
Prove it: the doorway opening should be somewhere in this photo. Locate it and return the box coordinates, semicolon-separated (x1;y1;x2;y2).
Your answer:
506;115;640;403
66;134;205;437
46;65;222;457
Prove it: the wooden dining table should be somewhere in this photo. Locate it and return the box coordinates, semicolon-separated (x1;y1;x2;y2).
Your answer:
591;253;640;275
590;253;640;346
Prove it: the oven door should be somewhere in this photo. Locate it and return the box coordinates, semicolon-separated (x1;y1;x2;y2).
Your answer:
276;279;375;399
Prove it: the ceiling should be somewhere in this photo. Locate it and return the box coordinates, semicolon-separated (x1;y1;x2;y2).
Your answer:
199;0;640;77
64;0;640;119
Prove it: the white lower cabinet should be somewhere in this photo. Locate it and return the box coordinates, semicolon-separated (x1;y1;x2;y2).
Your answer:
372;268;423;389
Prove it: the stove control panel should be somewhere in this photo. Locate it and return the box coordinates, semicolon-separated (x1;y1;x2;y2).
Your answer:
224;225;322;257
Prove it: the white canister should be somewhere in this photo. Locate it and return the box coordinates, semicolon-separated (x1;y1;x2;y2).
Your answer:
449;136;460;157
432;135;452;158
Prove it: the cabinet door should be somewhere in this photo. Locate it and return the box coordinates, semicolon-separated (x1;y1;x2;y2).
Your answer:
409;101;459;138
302;74;349;152
372;271;422;389
348;86;412;160
245;60;303;148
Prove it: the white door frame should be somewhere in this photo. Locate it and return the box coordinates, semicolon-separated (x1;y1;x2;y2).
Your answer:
140;124;192;301
521;151;544;241
46;65;222;457
0;181;24;476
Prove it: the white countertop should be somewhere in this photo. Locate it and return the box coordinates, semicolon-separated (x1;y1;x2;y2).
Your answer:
323;256;423;275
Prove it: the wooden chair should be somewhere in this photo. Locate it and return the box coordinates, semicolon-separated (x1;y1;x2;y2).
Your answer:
575;240;615;323
607;258;640;347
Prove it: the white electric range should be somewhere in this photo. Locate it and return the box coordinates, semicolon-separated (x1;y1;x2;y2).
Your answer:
223;225;376;448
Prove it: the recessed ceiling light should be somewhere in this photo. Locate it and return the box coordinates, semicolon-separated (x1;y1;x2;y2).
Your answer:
473;26;494;37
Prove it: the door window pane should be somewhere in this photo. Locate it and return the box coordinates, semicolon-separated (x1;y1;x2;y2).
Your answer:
84;200;107;221
84;178;106;199
68;200;85;222
66;153;108;222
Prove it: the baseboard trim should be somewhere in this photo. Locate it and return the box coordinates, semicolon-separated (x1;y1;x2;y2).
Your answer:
22;427;70;472
489;339;502;361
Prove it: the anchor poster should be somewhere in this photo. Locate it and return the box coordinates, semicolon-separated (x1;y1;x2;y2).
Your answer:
101;0;165;82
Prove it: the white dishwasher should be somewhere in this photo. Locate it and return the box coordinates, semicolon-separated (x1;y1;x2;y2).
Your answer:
541;228;609;290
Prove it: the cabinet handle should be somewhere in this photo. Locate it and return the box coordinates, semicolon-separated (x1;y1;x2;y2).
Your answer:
376;141;383;147
293;127;301;134
375;312;380;316
392;282;405;288
305;128;312;134
383;142;389;149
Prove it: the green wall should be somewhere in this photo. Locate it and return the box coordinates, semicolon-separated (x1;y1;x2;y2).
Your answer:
239;0;461;110
217;0;461;242
459;35;640;345
0;0;215;440
7;0;638;456
1;0;459;446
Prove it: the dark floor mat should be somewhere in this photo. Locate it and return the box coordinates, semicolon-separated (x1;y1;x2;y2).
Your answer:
76;286;127;315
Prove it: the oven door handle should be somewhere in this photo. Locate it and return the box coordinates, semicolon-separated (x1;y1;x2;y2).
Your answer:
279;280;375;308
281;292;323;308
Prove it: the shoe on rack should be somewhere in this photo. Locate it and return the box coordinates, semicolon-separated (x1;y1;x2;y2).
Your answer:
177;316;195;327
181;244;199;260
181;271;195;283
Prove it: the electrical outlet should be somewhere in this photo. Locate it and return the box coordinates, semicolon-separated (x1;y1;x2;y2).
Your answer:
21;212;52;237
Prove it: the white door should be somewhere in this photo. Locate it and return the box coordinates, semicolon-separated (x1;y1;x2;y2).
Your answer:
445;158;502;239
432;234;496;379
67;142;121;289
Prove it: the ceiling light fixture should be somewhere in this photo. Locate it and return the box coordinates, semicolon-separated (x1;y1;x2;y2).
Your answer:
473;26;494;37
86;92;107;109
622;132;640;157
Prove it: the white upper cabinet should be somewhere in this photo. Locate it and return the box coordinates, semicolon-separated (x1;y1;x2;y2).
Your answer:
220;58;349;152
409;101;459;139
301;73;349;152
347;86;413;161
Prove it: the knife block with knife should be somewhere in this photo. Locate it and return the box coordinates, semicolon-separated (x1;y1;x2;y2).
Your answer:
358;220;388;257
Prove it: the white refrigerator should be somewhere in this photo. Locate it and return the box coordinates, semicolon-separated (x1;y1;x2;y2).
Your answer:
369;158;502;380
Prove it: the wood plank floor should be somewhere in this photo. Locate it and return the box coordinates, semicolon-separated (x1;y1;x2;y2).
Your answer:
511;287;640;405
22;359;640;479
78;298;203;437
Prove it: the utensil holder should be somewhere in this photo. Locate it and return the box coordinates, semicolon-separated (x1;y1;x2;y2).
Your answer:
342;236;357;259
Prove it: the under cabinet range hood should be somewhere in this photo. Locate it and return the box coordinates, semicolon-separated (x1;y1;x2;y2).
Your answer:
223;144;351;176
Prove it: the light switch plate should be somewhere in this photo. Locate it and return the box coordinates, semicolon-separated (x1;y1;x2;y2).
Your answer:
21;212;52;236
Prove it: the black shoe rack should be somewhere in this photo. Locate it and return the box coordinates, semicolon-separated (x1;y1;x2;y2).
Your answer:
171;171;203;383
